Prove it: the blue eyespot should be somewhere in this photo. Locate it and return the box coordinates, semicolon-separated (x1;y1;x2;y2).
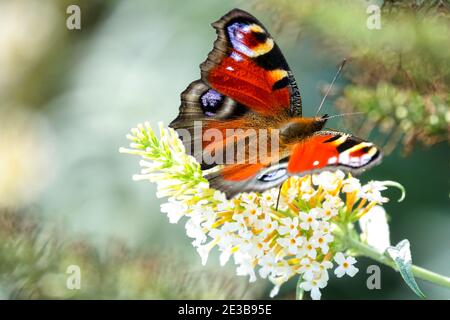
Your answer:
201;89;223;116
258;168;287;182
227;22;253;57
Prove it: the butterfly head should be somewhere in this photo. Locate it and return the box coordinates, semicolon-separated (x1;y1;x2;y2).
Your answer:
318;113;329;126
309;114;329;132
279;115;328;143
311;113;329;132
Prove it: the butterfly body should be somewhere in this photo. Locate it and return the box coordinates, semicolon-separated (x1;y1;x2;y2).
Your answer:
170;9;382;198
279;116;328;144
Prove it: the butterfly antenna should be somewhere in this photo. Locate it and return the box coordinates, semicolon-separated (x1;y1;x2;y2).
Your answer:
275;183;283;211
321;112;364;121
315;59;347;117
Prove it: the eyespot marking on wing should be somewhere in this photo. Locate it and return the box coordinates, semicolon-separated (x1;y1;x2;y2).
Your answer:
200;89;224;116
227;22;274;58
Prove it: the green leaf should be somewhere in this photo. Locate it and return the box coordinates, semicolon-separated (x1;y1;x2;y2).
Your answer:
387;240;426;298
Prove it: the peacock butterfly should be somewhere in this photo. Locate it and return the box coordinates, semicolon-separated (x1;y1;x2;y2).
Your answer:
170;8;382;198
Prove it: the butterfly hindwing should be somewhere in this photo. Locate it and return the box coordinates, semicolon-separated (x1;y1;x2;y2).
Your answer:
169;80;251;168
206;162;288;199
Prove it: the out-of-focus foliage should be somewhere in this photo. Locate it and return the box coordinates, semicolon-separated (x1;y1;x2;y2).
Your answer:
338;83;449;153
251;0;450;154
0;209;259;299
0;109;55;208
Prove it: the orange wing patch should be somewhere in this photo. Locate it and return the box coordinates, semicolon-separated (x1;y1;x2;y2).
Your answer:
287;133;382;174
220;163;266;181
208;54;291;115
287;135;339;173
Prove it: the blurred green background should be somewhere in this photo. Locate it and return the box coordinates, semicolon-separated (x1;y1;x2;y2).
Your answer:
0;0;448;299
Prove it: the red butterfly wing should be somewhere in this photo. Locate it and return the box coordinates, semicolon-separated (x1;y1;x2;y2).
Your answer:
170;9;301;170
206;132;382;198
201;9;302;116
287;132;382;174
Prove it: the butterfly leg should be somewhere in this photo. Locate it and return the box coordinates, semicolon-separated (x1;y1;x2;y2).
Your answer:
275;182;283;211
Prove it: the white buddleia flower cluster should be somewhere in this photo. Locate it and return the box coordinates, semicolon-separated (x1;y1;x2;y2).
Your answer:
120;123;401;300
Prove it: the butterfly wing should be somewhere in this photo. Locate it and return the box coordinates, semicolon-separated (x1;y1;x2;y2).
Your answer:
170;9;382;199
170;80;252;169
201;8;302;116
170;9;302;169
206;131;382;198
286;131;382;174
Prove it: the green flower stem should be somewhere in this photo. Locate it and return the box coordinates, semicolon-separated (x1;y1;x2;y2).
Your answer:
346;235;450;289
296;276;304;300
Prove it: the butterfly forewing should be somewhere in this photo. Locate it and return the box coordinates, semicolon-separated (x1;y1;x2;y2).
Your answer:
201;8;302;117
170;8;302;170
286;132;382;175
